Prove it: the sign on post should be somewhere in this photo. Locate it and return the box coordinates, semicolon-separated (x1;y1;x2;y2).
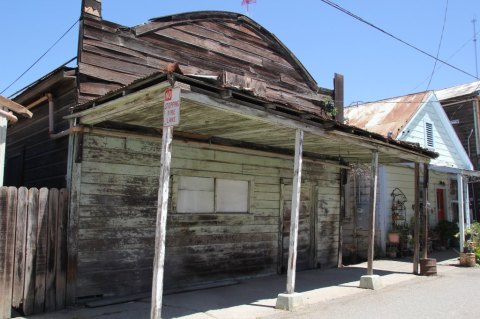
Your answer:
163;87;181;127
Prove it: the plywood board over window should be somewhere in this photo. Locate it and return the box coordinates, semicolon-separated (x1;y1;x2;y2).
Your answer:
177;176;214;213
216;179;249;213
175;176;251;213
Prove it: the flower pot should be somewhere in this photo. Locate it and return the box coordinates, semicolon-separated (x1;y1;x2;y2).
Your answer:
420;258;437;276
388;232;400;244
459;252;476;267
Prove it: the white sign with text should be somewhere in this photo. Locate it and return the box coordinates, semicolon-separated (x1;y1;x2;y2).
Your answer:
163;87;181;127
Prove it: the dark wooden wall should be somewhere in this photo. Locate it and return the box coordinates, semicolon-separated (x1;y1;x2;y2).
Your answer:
442;97;480;221
5;81;76;188
442;99;479;169
77;13;331;116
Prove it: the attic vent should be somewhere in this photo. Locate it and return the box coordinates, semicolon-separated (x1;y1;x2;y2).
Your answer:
425;122;434;148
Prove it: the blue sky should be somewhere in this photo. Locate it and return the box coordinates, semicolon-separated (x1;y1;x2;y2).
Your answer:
1;0;479;105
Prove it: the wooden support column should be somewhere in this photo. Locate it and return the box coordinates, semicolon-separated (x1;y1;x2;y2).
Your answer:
413;163;420;274
359;150;382;290
287;129;303;294
151;126;173;319
422;164;429;259
366;150;378;276
457;174;465;251
276;129;304;310
0;111;6;186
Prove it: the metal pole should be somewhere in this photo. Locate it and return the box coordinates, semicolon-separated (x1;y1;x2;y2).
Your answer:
457;174;465;252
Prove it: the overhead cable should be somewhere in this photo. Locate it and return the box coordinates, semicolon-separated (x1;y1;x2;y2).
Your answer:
0;18;80;95
426;0;449;91
319;0;479;80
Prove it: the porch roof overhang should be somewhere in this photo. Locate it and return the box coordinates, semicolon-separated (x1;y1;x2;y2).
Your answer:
67;73;437;165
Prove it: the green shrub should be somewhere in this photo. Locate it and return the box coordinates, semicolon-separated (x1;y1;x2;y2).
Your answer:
475;246;480;264
435;220;459;244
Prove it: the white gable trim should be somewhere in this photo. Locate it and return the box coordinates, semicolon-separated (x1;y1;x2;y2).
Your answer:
398;92;473;170
396;92;433;141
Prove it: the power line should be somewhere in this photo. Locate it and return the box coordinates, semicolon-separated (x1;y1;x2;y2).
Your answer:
0;18;80;95
412;29;480;92
319;0;479;80
426;0;449;91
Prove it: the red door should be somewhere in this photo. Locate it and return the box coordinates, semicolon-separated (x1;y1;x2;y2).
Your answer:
437;189;445;221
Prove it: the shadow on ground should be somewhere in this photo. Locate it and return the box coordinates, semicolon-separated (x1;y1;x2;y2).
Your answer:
23;249;459;319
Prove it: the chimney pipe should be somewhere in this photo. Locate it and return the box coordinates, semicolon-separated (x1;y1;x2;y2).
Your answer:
334;73;344;124
82;0;102;19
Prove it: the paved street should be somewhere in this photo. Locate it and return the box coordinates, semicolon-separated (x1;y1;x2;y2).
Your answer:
261;261;479;319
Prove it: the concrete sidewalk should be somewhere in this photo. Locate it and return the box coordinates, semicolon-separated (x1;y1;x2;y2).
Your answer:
20;250;459;319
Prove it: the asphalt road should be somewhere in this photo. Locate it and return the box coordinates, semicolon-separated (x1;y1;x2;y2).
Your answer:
261;264;479;319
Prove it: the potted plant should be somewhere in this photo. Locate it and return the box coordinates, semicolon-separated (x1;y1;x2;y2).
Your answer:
387;227;400;244
460;241;476;267
434;220;459;248
387;245;398;258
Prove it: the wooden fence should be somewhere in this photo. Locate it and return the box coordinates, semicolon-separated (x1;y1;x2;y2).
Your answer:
0;187;68;319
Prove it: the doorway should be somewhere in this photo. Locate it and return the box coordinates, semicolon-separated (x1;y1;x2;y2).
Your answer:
279;181;315;273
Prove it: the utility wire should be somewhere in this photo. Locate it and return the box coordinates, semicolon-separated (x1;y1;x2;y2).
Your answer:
426;0;449;91
319;0;479;80
0;18;80;95
412;30;480;92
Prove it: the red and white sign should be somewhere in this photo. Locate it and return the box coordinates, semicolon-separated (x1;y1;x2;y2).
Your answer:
163;87;181;127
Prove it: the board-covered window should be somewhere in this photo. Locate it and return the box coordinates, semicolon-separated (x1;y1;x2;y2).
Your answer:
176;176;250;213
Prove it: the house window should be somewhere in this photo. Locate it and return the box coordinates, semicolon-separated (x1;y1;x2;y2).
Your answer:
425;122;434;148
176;176;249;213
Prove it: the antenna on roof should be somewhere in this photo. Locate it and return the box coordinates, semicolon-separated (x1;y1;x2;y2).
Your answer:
242;0;256;14
473;18;478;78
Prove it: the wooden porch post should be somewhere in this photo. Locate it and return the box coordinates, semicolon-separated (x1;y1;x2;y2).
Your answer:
151;126;173;319
275;129;304;310
359;150;382;289
0;111;6;186
366;150;378;276
422;164;429;260
413;163;420;274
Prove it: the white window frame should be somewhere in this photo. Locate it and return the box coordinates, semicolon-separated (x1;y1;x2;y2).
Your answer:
172;174;253;214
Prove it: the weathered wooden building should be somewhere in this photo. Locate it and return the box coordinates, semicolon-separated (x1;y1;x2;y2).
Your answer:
3;0;437;310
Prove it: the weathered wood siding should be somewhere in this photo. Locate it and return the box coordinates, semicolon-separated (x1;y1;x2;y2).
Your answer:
5;84;76;188
78;14;331;115
74;131;340;298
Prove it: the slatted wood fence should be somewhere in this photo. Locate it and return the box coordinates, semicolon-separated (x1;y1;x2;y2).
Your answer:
0;187;68;319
